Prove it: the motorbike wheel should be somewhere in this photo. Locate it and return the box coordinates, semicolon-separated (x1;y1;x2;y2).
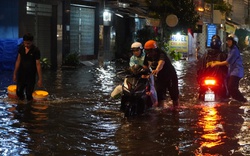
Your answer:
120;96;127;112
124;101;137;117
146;96;153;108
124;106;131;117
137;99;145;115
124;104;132;117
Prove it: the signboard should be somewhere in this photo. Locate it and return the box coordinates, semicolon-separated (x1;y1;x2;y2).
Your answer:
169;35;188;52
146;18;160;27
207;24;217;47
225;24;236;34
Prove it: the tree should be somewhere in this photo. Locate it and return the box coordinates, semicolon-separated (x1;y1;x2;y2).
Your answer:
145;0;200;38
205;0;232;16
135;26;159;45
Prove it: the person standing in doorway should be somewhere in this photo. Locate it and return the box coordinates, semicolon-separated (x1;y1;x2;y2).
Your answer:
13;33;43;101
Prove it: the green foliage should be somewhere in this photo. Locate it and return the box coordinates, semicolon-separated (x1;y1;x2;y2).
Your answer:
169;50;182;61
161;42;181;61
145;0;173;19
63;52;80;66
205;0;232;16
40;58;51;70
145;0;200;33
135;26;159;45
135;26;182;61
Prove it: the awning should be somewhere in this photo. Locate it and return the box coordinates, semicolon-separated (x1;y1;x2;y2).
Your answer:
105;0;148;18
226;19;241;28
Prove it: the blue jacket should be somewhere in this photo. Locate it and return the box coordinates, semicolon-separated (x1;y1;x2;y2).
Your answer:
226;45;244;78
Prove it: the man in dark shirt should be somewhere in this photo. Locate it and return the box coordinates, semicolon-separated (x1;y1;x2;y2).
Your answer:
13;33;43;101
143;40;179;108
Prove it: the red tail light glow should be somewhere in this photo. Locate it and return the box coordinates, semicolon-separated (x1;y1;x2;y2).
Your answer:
203;78;217;86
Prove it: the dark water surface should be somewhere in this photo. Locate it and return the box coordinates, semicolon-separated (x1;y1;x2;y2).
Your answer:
1;51;250;155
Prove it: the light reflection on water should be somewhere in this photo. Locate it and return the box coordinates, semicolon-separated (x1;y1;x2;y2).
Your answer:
197;102;224;152
0;51;250;155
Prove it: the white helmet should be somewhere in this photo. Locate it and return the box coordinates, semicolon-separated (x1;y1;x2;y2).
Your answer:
131;42;143;49
227;34;239;43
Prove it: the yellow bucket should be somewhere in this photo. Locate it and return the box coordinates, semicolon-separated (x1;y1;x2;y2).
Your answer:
32;90;49;101
7;85;17;99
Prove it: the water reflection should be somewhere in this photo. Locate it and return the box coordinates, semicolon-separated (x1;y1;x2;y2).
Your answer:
0;99;49;155
236;105;250;154
0;51;249;155
195;102;225;155
115;111;181;155
194;102;245;155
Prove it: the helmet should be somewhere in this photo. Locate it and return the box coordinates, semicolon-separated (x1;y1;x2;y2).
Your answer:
131;42;143;49
144;40;157;50
210;35;221;49
227;34;238;44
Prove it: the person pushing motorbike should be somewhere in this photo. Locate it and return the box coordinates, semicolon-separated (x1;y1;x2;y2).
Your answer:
111;42;158;109
130;42;158;107
197;35;228;99
210;34;247;103
143;40;179;108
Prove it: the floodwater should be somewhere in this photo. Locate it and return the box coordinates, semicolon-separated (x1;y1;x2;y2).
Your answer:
0;51;250;156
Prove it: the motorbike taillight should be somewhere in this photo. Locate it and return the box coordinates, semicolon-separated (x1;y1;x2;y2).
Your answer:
203;78;217;86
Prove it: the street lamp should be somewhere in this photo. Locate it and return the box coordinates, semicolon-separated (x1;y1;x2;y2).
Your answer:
103;10;111;22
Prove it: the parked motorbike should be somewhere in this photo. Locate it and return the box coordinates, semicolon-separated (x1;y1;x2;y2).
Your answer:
115;65;153;117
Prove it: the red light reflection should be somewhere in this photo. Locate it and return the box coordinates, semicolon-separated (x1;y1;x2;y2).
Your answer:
197;103;225;153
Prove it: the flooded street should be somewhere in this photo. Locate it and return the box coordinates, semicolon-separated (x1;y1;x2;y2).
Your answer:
1;51;250;155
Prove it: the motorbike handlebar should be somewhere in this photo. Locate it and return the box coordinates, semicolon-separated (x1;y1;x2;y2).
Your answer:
116;66;151;77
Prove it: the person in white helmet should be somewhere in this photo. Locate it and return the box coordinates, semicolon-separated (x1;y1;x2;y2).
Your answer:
129;42;158;107
111;42;158;107
129;42;145;67
210;34;247;103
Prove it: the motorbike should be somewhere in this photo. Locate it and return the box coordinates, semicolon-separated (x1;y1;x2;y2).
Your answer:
197;66;228;102
117;65;153;117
